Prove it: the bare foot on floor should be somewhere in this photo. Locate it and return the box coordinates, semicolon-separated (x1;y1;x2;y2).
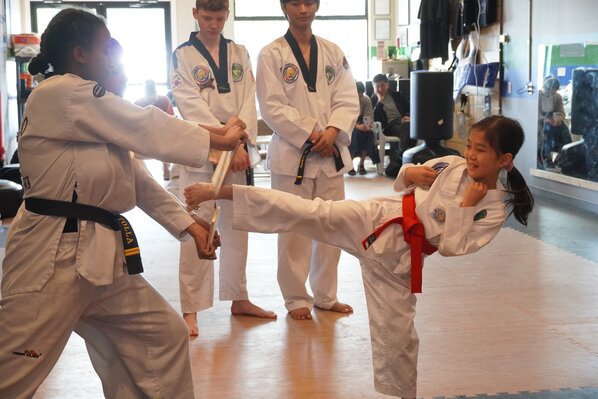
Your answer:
183;312;199;337
317;302;353;314
230;300;277;319
288;307;312;320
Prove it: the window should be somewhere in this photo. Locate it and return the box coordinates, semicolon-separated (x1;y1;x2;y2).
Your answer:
234;0;369;81
30;2;172;102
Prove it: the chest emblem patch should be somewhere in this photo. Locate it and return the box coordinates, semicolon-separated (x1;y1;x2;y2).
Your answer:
93;84;106;98
325;66;336;85
432;207;446;225
432;162;449;175
474;209;488;221
282;63;299;84
232;63;244;82
192;65;214;90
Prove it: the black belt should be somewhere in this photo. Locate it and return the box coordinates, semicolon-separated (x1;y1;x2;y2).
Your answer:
294;142;344;185
25;197;143;275
244;143;254;186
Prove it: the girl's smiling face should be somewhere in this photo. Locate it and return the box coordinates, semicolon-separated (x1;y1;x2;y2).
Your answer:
465;128;512;188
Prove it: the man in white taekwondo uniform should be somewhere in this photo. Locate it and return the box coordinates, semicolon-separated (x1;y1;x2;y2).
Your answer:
170;0;275;335
0;68;245;398
256;0;360;320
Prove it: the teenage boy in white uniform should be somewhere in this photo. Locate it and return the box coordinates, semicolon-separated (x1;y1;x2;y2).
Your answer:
170;0;276;335
256;0;360;320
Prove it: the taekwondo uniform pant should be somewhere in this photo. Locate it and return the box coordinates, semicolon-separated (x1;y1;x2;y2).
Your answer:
177;168;250;313
233;186;418;398
270;171;345;312
0;233;194;399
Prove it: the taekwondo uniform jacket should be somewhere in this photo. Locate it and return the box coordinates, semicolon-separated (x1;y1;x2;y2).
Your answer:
2;74;210;297
256;34;359;178
171;33;259;174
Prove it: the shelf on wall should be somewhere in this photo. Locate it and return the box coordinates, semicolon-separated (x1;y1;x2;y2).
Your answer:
530;168;598;192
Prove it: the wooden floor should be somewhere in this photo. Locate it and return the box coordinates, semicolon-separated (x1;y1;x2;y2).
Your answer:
5;161;598;399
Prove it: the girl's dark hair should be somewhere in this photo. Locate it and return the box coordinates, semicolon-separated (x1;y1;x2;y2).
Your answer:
471;115;534;226
28;8;106;77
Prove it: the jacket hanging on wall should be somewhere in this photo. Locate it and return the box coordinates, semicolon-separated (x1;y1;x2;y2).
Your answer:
418;0;453;62
457;0;497;36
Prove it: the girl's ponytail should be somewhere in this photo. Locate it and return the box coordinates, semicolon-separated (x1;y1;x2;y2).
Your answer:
505;166;534;225
472;116;535;225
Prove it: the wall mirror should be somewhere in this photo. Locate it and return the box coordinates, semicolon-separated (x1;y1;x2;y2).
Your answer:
537;43;598;183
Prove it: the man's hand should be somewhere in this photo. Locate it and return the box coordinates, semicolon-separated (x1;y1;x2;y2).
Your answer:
401;116;410;123
185;220;218;260
307;129;320;144
355;123;368;132
230;146;251;173
184;182;216;211
404;166;438;187
224;125;248;148
311;127;339;156
224;115;247;131
461;182;488;207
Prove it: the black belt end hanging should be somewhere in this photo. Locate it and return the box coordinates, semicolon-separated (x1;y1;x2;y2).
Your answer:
116;215;144;275
295;143;312;185
294;143;345;185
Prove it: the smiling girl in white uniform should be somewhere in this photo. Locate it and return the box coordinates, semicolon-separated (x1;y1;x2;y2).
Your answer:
184;116;534;398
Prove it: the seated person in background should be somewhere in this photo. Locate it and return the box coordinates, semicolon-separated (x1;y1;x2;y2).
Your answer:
348;82;381;175
135;79;175;180
537;76;571;169
371;74;416;168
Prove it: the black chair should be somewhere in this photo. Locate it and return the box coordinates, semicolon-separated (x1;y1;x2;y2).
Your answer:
365;81;374;98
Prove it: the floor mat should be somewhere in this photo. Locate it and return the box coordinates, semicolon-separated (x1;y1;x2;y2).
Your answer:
439;386;598;398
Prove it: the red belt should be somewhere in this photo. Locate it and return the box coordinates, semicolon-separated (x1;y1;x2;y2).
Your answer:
361;193;437;294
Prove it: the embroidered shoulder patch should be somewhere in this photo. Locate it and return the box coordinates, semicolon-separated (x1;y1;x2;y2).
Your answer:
325;66;336;85
171;73;182;89
232;63;244;82
432;162;449;174
432;207;446;225
93;84;106;98
474;209;488;221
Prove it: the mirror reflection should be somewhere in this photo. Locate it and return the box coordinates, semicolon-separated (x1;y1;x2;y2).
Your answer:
537;44;598;182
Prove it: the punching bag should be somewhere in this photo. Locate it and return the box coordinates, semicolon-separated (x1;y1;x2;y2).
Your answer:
410;71;454;141
404;71;458;165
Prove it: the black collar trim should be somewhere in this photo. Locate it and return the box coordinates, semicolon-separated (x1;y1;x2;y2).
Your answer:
189;32;231;93
284;30;318;92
